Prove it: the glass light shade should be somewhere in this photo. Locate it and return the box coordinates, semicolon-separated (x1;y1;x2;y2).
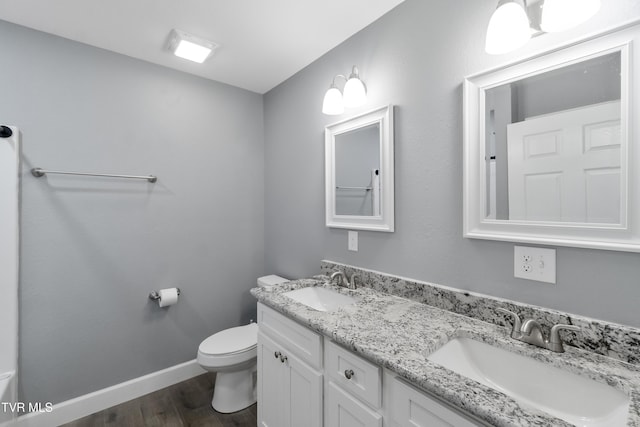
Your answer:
343;77;367;108
174;40;213;63
322;86;344;115
485;1;531;55
168;29;217;64
541;0;601;33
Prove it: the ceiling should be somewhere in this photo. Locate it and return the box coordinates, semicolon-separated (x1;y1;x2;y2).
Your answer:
0;0;405;94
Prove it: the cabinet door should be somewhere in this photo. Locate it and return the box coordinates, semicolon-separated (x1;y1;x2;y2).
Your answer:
257;332;285;427
326;381;382;427
388;375;485;427
286;352;323;427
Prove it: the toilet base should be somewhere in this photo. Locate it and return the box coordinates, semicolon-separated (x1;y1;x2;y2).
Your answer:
212;366;257;413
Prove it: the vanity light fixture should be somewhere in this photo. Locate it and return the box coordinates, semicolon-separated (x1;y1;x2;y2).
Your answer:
343;67;367;108
167;29;219;64
485;0;601;55
322;66;367;115
541;0;601;33
485;0;532;55
322;82;345;115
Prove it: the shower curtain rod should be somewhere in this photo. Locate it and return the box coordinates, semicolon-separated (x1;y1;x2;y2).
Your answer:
31;168;157;183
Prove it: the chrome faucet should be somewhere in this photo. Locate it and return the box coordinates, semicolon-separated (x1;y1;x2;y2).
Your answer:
350;273;362;288
497;308;580;353
329;271;357;289
330;271;348;286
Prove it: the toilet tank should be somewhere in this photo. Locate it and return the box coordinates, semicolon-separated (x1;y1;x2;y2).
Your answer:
257;275;289;290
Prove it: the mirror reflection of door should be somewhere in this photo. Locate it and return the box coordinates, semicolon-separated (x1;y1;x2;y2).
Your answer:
334;124;381;216
485;50;622;224
507;101;620;223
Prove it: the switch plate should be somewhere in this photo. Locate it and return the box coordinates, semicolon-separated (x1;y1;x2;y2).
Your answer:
348;231;358;252
514;246;556;284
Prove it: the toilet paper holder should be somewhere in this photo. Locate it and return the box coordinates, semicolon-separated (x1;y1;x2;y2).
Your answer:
149;288;181;301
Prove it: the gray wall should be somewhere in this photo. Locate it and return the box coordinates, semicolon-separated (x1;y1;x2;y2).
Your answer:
0;21;265;404
264;0;640;328
513;51;621;121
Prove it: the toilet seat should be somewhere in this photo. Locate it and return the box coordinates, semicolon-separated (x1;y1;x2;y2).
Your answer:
197;323;258;369
199;323;257;356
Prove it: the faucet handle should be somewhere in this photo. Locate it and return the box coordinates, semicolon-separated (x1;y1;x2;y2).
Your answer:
548;324;580;352
349;273;361;289
496;308;522;337
330;271;345;286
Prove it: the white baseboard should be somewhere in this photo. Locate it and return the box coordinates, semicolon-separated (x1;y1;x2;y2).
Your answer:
15;359;206;427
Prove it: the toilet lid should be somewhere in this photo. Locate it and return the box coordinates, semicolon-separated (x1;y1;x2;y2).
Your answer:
199;323;258;355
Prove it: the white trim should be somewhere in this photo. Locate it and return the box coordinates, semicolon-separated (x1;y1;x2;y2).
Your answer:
15;360;206;427
325;105;395;232
466;17;640;82
0;125;20;427
463;22;640;252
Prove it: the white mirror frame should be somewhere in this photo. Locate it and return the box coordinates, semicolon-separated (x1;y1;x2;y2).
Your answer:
325;105;394;232
463;23;640;252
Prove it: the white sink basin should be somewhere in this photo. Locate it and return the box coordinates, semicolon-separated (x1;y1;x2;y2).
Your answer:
427;337;629;426
284;287;359;312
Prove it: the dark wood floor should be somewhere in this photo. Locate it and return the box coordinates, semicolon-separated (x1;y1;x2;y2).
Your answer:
61;373;257;427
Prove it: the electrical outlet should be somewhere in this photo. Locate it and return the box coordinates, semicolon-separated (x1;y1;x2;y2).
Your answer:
514;246;556;284
348;231;358;252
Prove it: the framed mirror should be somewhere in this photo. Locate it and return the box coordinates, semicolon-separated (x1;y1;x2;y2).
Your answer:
464;23;640;252
325;105;394;232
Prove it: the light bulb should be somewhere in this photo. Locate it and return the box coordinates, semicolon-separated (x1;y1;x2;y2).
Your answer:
322;86;344;115
343;67;367;108
485;0;531;55
174;40;213;63
541;0;601;33
168;29;217;64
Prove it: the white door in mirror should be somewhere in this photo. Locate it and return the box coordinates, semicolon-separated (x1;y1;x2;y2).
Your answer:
514;246;556;284
507;101;621;223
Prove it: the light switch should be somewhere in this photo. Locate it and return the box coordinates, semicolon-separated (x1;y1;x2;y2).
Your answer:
348;231;358;252
514;246;556;284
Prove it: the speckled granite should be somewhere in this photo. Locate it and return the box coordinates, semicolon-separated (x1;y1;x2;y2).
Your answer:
321;260;640;365
251;277;640;426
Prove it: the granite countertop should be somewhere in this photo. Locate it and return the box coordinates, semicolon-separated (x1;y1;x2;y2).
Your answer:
251;277;640;427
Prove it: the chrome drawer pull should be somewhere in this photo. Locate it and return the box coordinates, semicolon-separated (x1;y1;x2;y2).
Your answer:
344;369;355;380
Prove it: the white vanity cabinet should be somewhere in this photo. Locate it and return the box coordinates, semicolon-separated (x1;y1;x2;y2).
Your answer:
257;303;323;427
324;340;383;427
326;381;382;427
257;302;487;427
385;372;487;427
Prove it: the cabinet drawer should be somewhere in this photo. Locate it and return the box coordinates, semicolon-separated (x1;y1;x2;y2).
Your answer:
257;303;323;370
325;340;381;408
388;375;487;427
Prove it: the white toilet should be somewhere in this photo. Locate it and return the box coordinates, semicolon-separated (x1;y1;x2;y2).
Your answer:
197;274;288;413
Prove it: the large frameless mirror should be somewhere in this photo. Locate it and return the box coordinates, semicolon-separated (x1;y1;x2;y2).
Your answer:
325;105;394;232
464;23;640;252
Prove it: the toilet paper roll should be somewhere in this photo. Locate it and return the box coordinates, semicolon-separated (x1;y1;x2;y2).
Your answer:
158;288;179;308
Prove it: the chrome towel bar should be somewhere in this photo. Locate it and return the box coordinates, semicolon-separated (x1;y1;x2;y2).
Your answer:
336;186;372;191
31;168;157;183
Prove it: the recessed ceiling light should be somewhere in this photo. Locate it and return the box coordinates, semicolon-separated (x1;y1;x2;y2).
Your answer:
167;29;219;64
